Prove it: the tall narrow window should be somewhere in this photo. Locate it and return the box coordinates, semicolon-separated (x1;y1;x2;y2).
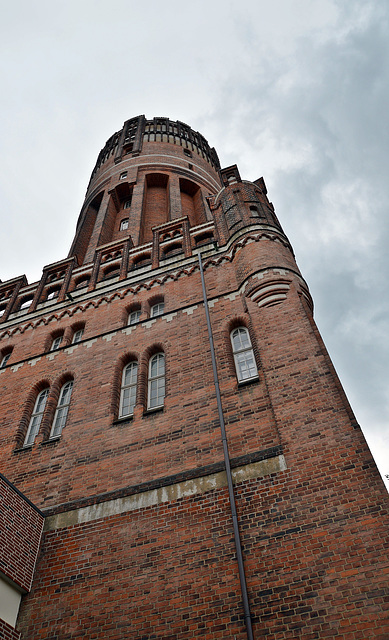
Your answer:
120;218;129;231
148;353;165;409
150;302;164;317
119;362;138;417
231;327;258;382
50;381;73;438
24;388;49;446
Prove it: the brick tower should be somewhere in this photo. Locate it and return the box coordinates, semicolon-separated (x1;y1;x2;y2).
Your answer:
0;116;388;640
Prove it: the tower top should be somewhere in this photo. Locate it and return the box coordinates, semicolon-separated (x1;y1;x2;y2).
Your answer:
89;115;220;183
71;115;224;266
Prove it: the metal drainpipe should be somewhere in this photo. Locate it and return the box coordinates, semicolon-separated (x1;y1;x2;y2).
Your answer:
198;249;254;640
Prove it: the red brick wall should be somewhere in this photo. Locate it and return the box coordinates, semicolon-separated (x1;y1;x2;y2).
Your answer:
0;124;388;638
16;465;388;639
0;240;293;508
0;474;44;592
0;619;21;640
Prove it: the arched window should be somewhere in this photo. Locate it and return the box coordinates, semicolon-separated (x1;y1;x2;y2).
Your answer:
128;309;141;325
72;329;84;344
120;218;129;231
150;302;164;317
50;381;73;438
46;288;60;301
24;388;49;446
0;350;12;368
50;334;63;351
230;327;258;382
71;324;85;344
19;297;33;311
148;353;165;409
119;362;138;417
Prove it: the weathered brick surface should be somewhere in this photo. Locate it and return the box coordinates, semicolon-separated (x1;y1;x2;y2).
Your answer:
17;469;389;639
0;117;388;638
0;474;44;592
0;619;21;640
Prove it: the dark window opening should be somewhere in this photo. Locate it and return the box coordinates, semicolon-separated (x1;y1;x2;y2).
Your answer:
162;243;183;259
133;255;152;270
103;266;120;280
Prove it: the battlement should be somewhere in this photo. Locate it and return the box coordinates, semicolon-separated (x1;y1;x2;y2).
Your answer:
90;116;220;183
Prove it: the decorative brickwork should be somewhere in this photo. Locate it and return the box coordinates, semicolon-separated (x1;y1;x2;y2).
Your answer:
0;116;388;639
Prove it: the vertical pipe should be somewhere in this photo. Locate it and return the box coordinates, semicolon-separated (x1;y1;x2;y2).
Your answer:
198;250;254;640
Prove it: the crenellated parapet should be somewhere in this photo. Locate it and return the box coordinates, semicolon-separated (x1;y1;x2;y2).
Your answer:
90;115;220;182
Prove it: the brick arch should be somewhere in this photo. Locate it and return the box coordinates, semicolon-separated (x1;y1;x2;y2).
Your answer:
123;301;142;326
101;263;121;280
70;320;85;334
146;294;164;316
72;274;91;291
161;241;183;260
225;316;262;382
44;285;62;303
17;379;51;447
111;351;140;419
224;316;251;378
44;327;66;352
0;344;13;360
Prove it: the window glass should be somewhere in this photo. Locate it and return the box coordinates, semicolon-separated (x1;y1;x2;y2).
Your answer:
148;353;165;409
119;362;138;417
24;388;49;446
123;200;132;209
231;327;258;382
120;218;129;231
120;171;127;180
0;353;11;368
150;302;164;317
128;310;141;325
51;336;63;351
50;381;73;438
72;329;83;344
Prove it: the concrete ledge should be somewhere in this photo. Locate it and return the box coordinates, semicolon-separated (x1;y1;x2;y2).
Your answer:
44;454;287;532
42;446;283;517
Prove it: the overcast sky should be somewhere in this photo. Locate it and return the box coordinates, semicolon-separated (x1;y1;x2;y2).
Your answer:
0;0;388;488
